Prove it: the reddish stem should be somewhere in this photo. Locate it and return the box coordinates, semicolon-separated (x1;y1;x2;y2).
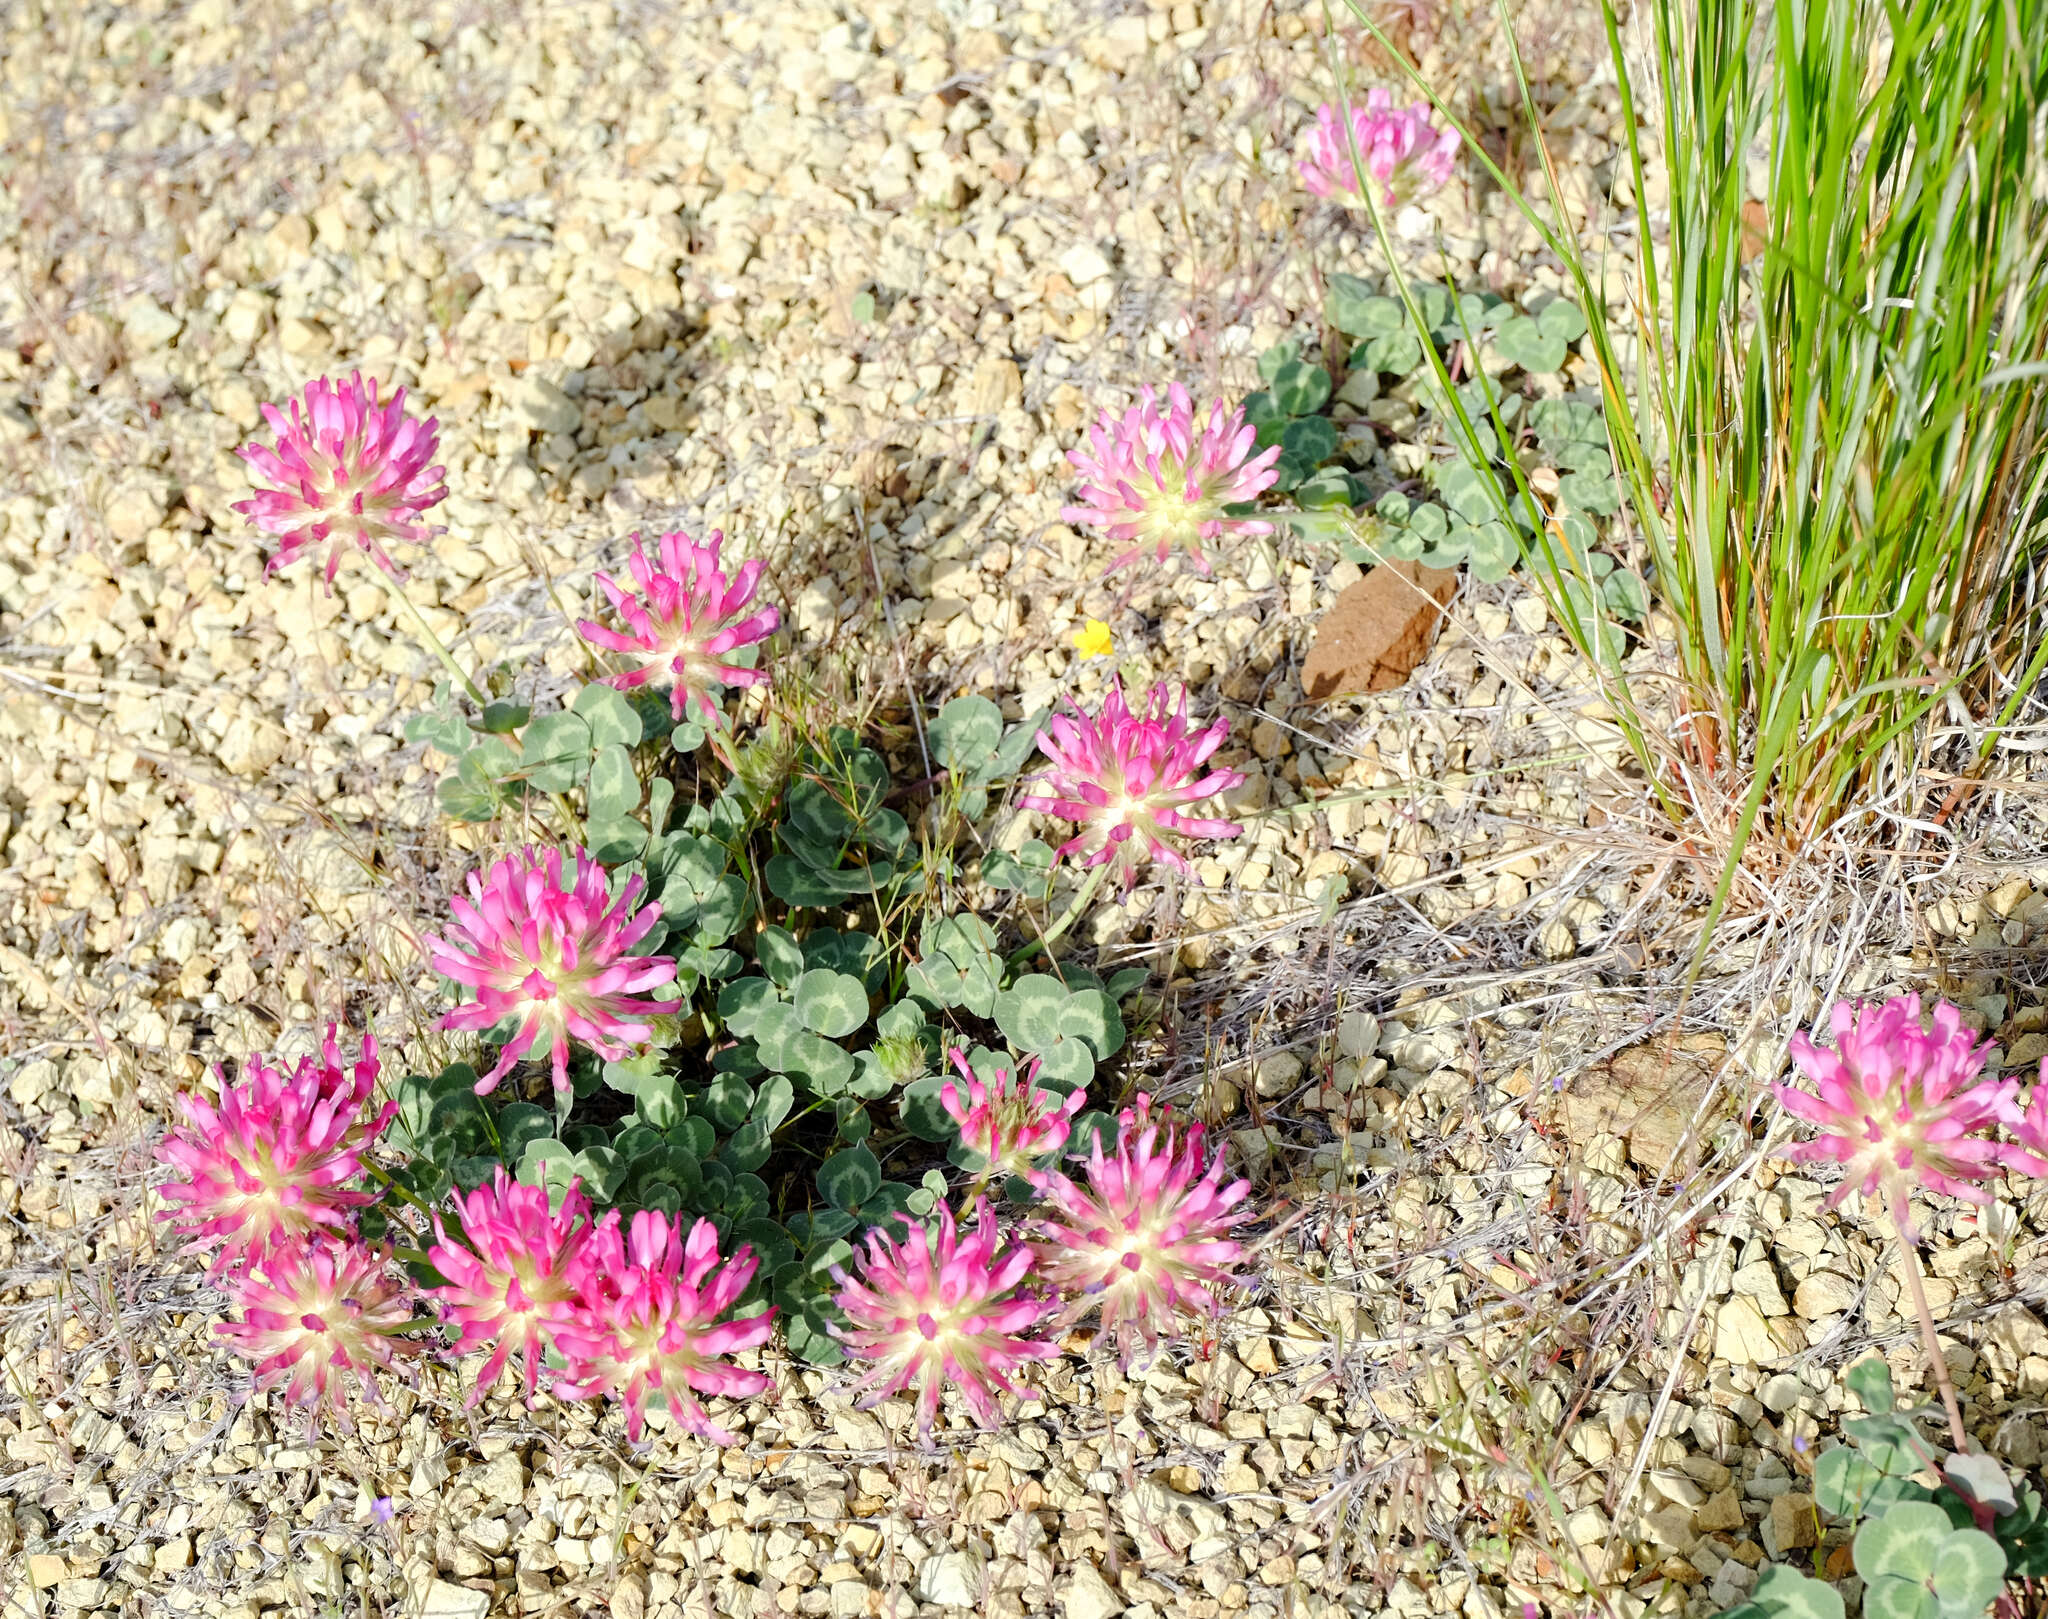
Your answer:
1890;1189;1970;1453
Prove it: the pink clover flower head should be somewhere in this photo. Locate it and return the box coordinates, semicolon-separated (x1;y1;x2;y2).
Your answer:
156;1027;394;1275
2006;1082;2048;1178
940;1048;1086;1181
551;1212;774;1443
1020;681;1247;886
1029;1095;1252;1363
429;1168;601;1404
575;529;780;725
425;845;681;1096
1776;995;2022;1227
1299;90;1459;207
215;1235;423;1432
1062;383;1281;573
832;1198;1058;1432
232;371;447;588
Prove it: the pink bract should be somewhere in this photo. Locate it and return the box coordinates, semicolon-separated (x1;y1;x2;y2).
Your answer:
940;1049;1085;1182
1030;1095;1251;1363
551;1212;773;1443
232;372;448;588
430;1168;604;1405
215;1235;423;1432
156;1027;394;1276
1299;91;1459;207
833;1198;1058;1432
1020;681;1246;885
1776;995;2024;1229
425;845;681;1097
1062;383;1281;573
575;530;780;726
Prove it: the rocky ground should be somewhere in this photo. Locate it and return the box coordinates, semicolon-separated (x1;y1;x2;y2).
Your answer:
6;2;2048;1618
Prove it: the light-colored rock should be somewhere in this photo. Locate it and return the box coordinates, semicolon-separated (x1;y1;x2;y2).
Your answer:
1793;1271;1860;1320
9;1059;58;1110
1731;1261;1789;1317
918;1546;985;1608
506;374;581;436
121;295;182;351
1254;1050;1304;1097
106;484;166;544
1230;1124;1280;1179
417;1581;489;1619
1059;242;1113;286
153;1535;193;1573
796;580;837;635
1058;1562;1125;1619
1715;1297;1777;1366
1337;1012;1380;1058
278;316;330;354
216;711;288;776
1558;1035;1727;1176
610;1572;648;1619
1709;1560;1759;1609
474;1451;526;1506
1120;1480;1228;1549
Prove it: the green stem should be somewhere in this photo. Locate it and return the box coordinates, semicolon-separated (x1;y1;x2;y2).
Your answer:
365;1160;441;1230
373;567;486;706
1008;861;1112;969
1890;1188;1970;1452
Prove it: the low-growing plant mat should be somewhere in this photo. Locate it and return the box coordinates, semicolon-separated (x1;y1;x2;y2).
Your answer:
4;2;2048;1618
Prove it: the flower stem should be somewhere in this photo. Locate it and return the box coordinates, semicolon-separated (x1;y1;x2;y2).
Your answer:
1890;1189;1970;1452
365;1159;441;1231
373;566;486;707
1009;860;1111;969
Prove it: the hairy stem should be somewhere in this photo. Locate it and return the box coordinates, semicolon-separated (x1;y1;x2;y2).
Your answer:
1891;1189;1970;1452
1010;859;1111;968
373;566;486;706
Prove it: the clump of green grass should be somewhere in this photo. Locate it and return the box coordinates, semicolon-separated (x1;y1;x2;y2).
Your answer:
1338;0;2048;946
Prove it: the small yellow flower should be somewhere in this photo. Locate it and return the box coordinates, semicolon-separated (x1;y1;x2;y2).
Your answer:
1071;619;1114;660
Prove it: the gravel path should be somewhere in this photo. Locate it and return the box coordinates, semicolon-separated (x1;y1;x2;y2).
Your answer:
6;2;2048;1618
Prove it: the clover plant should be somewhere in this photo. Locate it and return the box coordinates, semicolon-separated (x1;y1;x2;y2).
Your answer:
1234;272;1644;619
1712;1362;2043;1619
381;691;1144;1364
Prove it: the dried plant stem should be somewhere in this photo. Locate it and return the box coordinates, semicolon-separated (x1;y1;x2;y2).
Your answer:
1890;1191;1970;1452
374;566;486;706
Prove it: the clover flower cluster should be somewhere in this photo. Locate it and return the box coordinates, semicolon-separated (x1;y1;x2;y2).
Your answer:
1298;91;1459;208
1777;994;2048;1231
1062;383;1280;573
939;1049;1085;1183
832;1080;1252;1432
170;370;1286;1449
159;1053;775;1435
1022;679;1247;886
425;844;682;1096
234;371;448;587
575;528;780;728
155;1031;421;1431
